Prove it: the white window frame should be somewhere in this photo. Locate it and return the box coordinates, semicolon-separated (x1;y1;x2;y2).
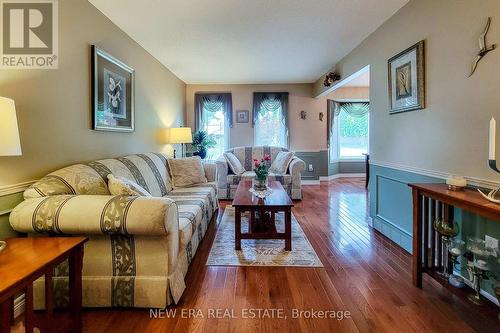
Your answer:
200;103;230;160
253;104;288;148
329;99;369;163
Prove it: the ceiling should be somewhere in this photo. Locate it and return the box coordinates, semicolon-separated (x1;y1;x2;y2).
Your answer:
89;0;408;84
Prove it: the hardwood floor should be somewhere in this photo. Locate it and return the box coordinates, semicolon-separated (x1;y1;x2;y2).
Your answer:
78;178;497;332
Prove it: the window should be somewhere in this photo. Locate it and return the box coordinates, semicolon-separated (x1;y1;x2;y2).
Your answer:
253;93;289;147
195;93;233;160
329;101;369;160
201;102;228;160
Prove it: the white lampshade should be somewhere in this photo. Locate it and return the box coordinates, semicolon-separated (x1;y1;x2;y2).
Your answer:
167;127;192;144
0;97;22;156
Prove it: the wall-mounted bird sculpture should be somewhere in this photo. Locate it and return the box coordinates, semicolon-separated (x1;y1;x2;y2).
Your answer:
469;17;496;77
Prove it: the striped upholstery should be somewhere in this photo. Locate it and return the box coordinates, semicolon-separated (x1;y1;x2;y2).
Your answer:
10;153;218;309
216;146;305;200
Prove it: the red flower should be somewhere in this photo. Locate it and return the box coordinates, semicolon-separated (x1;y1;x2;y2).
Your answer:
263;154;271;161
253;158;259;162
254;161;260;168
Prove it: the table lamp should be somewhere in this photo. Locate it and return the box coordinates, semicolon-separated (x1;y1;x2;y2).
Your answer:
168;127;192;158
0;97;22;156
0;97;21;252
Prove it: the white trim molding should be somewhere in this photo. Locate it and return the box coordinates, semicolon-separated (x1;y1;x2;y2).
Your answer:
0;180;36;197
301;180;320;185
319;173;365;181
371;160;500;189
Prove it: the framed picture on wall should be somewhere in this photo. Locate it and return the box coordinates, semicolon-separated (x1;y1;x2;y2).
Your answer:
236;110;249;123
91;45;135;132
388;40;425;114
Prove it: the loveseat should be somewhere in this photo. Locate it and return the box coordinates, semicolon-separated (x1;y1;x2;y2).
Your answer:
216;146;305;200
9;153;217;308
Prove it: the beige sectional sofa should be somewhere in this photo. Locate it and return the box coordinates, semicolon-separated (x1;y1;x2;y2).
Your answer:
9;153;217;308
216;146;305;200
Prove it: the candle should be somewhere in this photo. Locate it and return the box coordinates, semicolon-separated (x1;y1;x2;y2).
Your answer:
489;117;496;160
449;247;462;256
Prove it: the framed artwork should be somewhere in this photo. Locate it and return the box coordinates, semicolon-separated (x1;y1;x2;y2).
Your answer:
236;110;249;123
91;45;135;132
388;40;425;114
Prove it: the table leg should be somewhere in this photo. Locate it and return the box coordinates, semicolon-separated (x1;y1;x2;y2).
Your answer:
69;245;84;333
285;208;292;251
235;207;242;250
25;283;34;333
412;189;423;288
0;299;11;333
45;268;54;333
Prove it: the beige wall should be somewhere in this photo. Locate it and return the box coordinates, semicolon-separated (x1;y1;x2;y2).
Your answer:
314;0;500;182
0;0;186;187
186;84;368;152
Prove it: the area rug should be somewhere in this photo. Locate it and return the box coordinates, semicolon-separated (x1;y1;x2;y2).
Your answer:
206;206;323;267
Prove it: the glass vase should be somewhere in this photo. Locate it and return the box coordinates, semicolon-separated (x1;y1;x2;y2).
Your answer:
253;177;268;191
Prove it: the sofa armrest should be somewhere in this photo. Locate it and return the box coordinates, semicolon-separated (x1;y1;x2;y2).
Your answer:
216;156;228;186
203;161;217;182
289;156;306;177
10;195;179;237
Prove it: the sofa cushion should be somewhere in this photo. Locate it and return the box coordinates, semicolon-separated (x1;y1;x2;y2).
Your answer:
269;151;294;174
223;152;245;175
165;183;218;223
228;146;288;171
167;157;208;189
107;174;151;196
24;164;110;199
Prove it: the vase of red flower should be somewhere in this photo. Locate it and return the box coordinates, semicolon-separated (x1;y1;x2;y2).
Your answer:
253;154;271;190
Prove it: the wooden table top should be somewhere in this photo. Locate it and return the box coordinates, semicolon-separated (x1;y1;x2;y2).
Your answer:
0;237;88;297
409;183;500;221
232;181;293;208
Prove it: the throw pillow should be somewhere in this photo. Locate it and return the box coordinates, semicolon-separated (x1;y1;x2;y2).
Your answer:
107;174;151;196
269;151;295;174
167;156;208;188
223;152;245;175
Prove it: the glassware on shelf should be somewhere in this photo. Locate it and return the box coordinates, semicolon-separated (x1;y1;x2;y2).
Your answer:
465;237;496;305
433;219;459;278
448;239;465;276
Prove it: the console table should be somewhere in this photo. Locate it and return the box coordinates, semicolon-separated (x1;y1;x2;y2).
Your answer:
0;237;87;333
409;183;500;288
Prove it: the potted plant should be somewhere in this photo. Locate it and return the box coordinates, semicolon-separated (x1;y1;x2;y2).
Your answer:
191;130;216;159
253;154;271;190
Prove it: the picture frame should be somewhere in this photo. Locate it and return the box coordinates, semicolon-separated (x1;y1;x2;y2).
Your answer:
388;40;425;114
91;45;135;132
236;110;249;123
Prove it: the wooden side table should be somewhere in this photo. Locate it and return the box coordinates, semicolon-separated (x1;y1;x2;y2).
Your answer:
0;237;87;333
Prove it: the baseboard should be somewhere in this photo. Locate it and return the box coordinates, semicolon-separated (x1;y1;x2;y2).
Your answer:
301;180;320;185
370;160;500;189
0;180;37;196
319;173;365;181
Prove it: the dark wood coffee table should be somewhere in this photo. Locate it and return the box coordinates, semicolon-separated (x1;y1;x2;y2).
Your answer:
232;180;294;251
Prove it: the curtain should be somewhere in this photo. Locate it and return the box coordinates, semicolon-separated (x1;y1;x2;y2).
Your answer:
194;93;233;131
252;92;289;146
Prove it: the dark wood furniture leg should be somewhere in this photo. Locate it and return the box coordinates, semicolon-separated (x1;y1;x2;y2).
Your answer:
45;268;54;333
364;154;370;189
69;245;84;333
235;207;242;250
412;188;423;288
25;284;34;333
285;208;292;251
0;300;11;333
